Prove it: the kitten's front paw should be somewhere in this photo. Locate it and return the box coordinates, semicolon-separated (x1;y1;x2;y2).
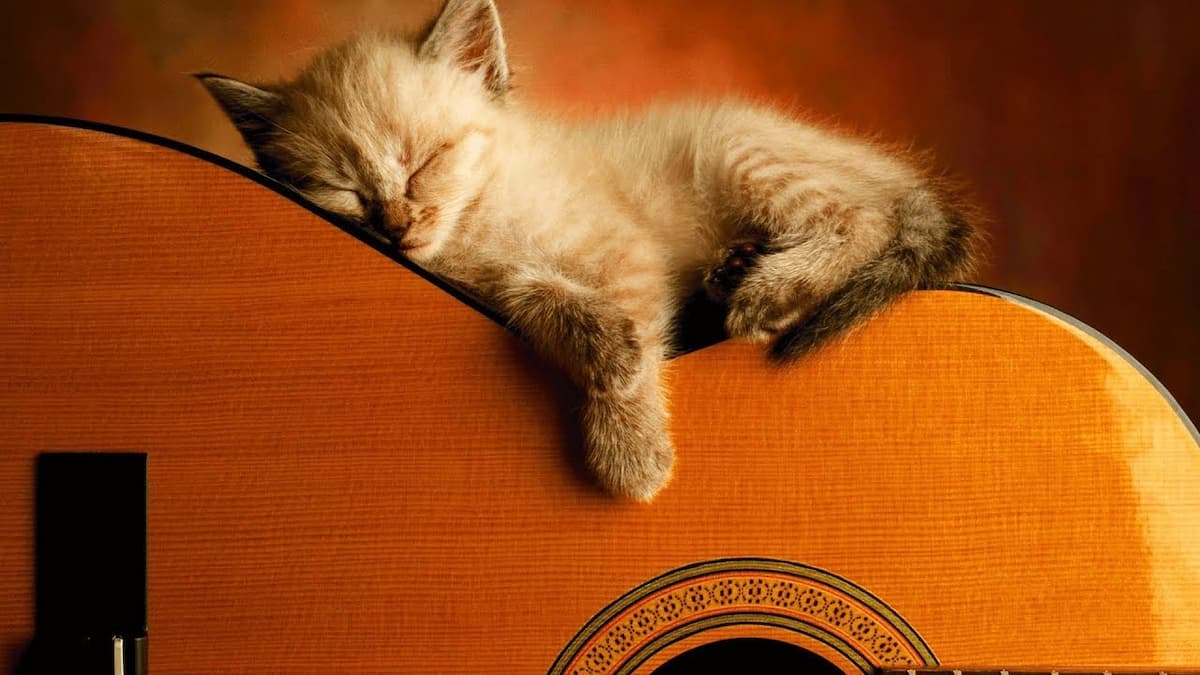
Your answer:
704;241;764;302
593;431;674;503
582;391;674;502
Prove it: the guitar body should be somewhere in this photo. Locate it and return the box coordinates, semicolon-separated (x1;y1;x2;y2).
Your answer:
1;119;1198;673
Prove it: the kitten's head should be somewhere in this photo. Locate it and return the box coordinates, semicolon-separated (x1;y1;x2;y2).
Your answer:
197;0;511;262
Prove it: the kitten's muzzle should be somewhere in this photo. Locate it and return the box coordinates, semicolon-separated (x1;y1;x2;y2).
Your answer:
377;199;413;240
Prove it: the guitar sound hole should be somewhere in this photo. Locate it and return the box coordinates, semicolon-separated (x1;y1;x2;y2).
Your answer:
651;637;843;674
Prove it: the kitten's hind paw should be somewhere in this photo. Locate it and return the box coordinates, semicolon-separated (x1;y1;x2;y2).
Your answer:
704;241;764;302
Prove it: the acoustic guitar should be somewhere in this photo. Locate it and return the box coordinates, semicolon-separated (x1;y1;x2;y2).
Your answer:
1;116;1198;674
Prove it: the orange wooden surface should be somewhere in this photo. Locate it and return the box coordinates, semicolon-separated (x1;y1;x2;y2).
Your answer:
1;121;1198;673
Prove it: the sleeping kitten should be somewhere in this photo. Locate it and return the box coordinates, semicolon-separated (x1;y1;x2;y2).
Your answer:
198;0;980;502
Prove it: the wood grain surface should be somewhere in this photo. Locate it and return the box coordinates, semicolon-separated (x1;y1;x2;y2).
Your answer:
1;121;1198;673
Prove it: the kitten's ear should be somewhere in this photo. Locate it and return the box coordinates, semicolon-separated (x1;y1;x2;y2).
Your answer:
194;73;284;149
419;0;510;96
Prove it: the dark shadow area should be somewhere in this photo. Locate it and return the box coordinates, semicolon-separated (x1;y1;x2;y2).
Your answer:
652;637;844;674
5;640;29;675
673;290;729;356
501;332;602;496
13;453;147;675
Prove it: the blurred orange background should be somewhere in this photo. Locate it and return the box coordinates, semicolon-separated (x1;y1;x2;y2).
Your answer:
1;0;1196;423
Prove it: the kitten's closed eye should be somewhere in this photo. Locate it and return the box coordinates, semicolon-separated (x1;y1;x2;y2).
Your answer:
404;151;440;200
405;139;462;200
307;183;369;220
407;131;490;200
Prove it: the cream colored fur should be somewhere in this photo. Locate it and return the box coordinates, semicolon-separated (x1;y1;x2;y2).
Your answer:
199;0;980;502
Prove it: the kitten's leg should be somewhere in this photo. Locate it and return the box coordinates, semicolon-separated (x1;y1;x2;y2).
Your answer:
579;358;670;502
704;123;978;355
496;268;673;502
705;137;893;337
718;203;896;342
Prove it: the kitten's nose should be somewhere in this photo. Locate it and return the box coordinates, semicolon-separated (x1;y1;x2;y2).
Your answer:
381;199;412;236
